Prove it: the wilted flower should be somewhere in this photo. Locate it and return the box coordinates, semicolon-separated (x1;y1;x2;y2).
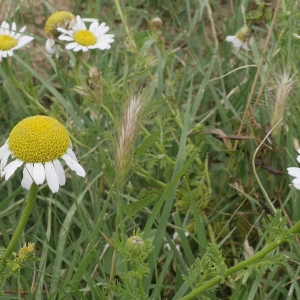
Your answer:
44;11;76;55
225;26;251;51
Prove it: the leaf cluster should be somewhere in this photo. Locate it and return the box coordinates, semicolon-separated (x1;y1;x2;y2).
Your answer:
182;243;227;289
259;211;294;245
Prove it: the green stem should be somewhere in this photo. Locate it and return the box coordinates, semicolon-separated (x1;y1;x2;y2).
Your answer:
3;183;39;260
75;58;81;85
133;260;146;300
180;219;300;300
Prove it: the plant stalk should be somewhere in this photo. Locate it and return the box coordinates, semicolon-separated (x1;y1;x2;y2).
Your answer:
180;218;300;300
3;183;39;261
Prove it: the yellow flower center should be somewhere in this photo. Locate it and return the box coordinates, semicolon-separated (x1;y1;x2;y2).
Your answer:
0;35;18;50
74;30;97;46
8;116;70;163
45;11;75;38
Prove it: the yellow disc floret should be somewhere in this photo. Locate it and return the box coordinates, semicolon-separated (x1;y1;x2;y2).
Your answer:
8;116;70;163
74;30;97;46
45;11;75;38
0;35;18;50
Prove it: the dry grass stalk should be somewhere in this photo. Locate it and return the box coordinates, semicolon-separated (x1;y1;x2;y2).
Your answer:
270;71;294;138
116;94;144;185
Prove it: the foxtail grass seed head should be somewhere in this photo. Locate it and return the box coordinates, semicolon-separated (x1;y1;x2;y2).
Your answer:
270;72;293;138
0;116;86;193
0;21;34;61
57;15;114;52
126;236;146;256
116;95;143;184
225;26;251;51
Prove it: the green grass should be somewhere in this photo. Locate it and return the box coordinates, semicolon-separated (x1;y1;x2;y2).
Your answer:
1;0;300;299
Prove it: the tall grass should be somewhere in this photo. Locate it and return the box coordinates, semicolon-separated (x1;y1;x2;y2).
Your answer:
0;0;300;299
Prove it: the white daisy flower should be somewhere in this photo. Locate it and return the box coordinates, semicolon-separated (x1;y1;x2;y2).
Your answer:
57;15;114;52
225;35;250;51
287;150;300;190
225;26;251;51
0;21;34;61
164;231;189;256
0;116;86;193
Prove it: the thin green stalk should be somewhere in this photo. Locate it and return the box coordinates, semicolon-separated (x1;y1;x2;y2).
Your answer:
133;260;146;300
233;0;282;150
3;183;39;260
180;218;300;300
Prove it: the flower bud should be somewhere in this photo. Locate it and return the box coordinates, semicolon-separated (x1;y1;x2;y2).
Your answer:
126;235;145;255
151;17;163;31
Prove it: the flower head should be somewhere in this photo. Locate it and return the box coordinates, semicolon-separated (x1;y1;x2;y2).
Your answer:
57;15;114;52
0;21;34;61
44;11;76;55
0;116;86;193
225;26;251;51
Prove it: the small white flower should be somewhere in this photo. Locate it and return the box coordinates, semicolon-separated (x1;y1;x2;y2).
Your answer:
225;35;250;51
164;231;189;256
0;21;34;61
44;11;100;57
226;26;251;51
57;15;114;52
287;150;300;190
0;116;86;193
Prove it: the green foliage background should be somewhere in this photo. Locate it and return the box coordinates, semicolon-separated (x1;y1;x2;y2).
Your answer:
0;0;300;299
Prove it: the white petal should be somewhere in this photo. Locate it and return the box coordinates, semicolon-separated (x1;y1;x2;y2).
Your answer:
53;159;66;186
0;149;11;176
94;25;110;37
58;35;74;41
14;26;26;40
3;159;23;180
21;163;33;190
293;177;300;185
89;21;99;32
287;167;300;178
65;42;79;50
67;148;78;162
45;162;59;193
82;18;98;23
73;45;83;52
173;232;179;240
7;50;13;57
297;156;300;164
62;154;86;177
56;27;70;34
45;39;56;55
241;43;250;50
13;36;34;49
33;162;45;185
0;142;9;160
11;22;16;36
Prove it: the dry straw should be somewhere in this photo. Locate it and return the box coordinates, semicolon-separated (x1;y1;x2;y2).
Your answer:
270;71;294;138
116;93;144;185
